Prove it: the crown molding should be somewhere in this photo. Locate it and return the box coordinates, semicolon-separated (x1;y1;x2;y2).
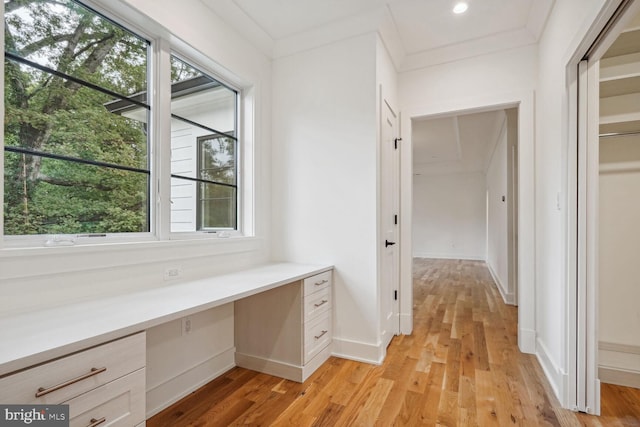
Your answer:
198;0;275;57
400;28;537;72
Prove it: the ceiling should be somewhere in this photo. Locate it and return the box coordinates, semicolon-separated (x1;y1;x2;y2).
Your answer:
201;0;554;69
412;110;506;175
198;1;533;171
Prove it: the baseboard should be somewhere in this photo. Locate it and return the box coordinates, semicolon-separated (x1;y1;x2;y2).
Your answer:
536;337;564;403
599;341;640;355
400;313;413;335
332;336;385;365
301;345;333;382
412;253;485;261
235;344;332;383
599;341;640;389
486;262;515;305
599;366;640;389
146;347;236;418
235;352;303;382
518;328;536;354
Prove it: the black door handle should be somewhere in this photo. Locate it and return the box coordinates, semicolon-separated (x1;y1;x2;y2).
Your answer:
385;240;396;247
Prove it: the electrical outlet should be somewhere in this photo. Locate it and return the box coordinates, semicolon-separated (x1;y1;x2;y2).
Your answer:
182;317;192;335
163;266;182;281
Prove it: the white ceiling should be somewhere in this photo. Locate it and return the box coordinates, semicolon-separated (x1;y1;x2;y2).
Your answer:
412;110;506;175
202;0;554;69
229;0;389;40
198;1;532;170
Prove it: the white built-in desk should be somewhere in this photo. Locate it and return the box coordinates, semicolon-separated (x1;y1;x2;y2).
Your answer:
0;262;333;426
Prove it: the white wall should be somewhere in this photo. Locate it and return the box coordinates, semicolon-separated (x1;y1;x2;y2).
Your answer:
271;34;382;362
412;172;486;260
598;134;640;386
0;0;272;416
486;116;509;296
399;46;537;111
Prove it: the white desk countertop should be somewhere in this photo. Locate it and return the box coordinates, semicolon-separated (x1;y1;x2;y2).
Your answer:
0;262;332;377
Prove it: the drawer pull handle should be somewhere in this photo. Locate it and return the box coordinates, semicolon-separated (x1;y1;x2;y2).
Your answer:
314;330;328;340
314;300;328;308
314;279;328;286
35;367;107;397
88;417;106;427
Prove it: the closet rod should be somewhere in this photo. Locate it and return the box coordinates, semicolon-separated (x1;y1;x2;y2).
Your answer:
599;130;640;138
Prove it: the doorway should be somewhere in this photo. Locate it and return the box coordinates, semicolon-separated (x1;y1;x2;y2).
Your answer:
410;109;518;307
399;93;535;354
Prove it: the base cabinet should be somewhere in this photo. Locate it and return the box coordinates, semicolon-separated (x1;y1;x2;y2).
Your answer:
0;333;146;427
234;270;332;382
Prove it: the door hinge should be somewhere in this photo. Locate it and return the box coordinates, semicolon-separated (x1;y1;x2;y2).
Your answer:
394;137;402;150
394;290;398;300
394;214;398;225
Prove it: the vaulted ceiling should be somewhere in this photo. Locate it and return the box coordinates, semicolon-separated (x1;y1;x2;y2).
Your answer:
201;0;555;70
412;110;507;176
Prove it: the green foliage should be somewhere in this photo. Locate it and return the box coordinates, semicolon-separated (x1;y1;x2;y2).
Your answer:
4;0;150;235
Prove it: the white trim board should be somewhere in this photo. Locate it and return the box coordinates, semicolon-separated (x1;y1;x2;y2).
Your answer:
487;262;516;306
332;337;385;365
599;367;640;389
536;337;569;402
598;341;640;388
599;341;640;354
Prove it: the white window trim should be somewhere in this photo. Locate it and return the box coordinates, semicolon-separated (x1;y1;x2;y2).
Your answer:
0;0;255;251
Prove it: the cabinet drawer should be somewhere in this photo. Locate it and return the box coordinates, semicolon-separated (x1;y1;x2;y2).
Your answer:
303;271;332;296
304;311;331;364
303;286;331;322
66;368;145;427
0;332;145;405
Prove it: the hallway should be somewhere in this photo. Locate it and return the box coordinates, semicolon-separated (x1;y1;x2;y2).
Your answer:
148;259;639;425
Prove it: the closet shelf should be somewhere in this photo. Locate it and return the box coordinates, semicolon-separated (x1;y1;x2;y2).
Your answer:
602;29;640;59
600;74;640;98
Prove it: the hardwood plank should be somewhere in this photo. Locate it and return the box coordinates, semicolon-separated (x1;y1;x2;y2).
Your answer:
351;377;394;426
147;259;640;427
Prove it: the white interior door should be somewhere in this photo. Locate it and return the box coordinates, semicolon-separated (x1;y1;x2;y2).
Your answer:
381;99;400;349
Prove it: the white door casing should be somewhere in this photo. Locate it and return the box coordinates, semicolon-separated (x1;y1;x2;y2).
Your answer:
577;58;601;415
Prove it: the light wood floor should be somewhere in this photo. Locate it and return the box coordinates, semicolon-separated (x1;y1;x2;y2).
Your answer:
148;258;640;426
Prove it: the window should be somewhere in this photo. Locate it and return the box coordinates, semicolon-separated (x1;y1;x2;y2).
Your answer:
3;0;243;243
169;56;238;233
197;134;237;230
3;0;150;236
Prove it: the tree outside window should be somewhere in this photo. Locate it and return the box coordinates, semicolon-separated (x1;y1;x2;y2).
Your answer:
3;0;150;235
3;1;241;238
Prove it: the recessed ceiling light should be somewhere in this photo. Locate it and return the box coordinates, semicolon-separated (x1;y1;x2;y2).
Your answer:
453;2;468;14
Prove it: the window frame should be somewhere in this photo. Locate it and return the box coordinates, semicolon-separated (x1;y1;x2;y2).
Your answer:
1;0;249;249
195;133;238;232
